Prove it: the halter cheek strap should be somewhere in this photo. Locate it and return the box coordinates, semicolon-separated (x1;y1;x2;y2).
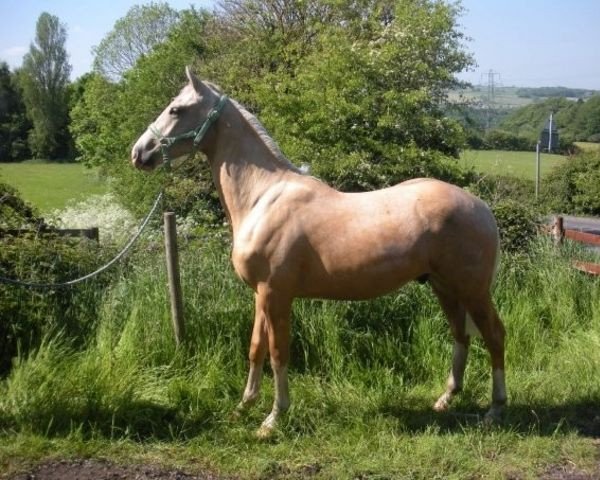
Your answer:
150;94;229;171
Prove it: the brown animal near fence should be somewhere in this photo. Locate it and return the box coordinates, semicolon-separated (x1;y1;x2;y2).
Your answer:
131;67;507;438
552;215;600;276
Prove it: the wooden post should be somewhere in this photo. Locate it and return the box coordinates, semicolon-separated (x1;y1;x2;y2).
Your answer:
552;215;564;245
164;211;185;346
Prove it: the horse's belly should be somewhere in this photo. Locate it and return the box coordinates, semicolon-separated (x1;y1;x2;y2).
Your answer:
297;255;423;300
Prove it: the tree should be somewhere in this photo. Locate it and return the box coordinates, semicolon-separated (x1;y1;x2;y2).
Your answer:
92;2;179;81
204;0;473;191
542;151;600;215
20;12;72;159
71;1;475;216
72;9;212;215
0;62;31;161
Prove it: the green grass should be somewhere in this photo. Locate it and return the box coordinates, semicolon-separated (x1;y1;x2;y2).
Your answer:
0;160;108;213
459;149;567;180
1;237;599;478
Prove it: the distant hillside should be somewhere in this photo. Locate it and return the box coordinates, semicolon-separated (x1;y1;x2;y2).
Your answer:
448;85;600;147
498;95;600;144
448;85;599;109
514;87;597;100
448;86;533;108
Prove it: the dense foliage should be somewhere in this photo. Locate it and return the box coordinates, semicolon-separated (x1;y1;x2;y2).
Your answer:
70;0;474;216
0;181;42;228
497;96;600;147
203;0;473;189
0;185;116;374
467;174;539;252
0;236;110;374
0;63;31;161
542;150;600;215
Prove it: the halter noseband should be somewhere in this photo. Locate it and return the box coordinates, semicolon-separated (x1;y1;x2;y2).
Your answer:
150;94;229;171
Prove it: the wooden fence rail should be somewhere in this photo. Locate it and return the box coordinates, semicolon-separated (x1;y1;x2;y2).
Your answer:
552;215;600;276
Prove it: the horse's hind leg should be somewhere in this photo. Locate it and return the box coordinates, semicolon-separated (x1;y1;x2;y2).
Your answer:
432;284;470;412
466;297;507;421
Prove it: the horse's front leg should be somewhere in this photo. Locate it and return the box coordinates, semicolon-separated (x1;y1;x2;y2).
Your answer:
235;293;269;415
255;288;292;438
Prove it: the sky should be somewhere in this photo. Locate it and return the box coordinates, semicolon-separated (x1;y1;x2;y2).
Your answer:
1;0;599;89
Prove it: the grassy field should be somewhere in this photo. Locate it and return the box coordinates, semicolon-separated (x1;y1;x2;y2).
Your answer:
1;236;599;479
0;160;107;213
459;149;566;180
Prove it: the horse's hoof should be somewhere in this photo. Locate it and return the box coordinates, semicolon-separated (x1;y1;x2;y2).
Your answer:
229;409;243;422
228;401;249;421
255;424;274;439
433;393;451;412
255;411;279;439
483;406;504;425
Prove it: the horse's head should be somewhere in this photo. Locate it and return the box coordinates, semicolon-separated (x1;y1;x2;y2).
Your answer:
131;66;225;171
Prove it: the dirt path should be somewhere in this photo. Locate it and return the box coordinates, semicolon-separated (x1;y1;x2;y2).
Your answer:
6;457;600;480
7;458;228;480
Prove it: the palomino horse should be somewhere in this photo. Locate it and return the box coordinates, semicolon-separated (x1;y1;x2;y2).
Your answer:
132;67;506;437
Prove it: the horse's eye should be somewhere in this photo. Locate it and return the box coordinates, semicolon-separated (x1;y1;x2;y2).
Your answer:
169;106;180;115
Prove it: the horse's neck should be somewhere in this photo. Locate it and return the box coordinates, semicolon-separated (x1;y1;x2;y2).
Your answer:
205;109;295;232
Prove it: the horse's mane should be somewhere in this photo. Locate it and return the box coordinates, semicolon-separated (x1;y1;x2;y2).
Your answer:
204;81;303;174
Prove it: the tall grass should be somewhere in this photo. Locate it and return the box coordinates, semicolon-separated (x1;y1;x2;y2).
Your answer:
1;236;599;477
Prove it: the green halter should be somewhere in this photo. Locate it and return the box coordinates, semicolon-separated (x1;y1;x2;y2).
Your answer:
150;94;229;171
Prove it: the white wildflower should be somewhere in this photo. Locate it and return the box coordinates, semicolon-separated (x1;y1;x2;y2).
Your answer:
47;194;137;245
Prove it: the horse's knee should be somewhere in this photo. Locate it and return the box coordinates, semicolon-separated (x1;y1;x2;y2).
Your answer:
249;338;267;364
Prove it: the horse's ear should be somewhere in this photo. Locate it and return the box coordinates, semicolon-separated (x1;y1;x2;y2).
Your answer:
185;66;202;92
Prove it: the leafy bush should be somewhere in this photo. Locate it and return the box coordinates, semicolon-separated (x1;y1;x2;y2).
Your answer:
468;173;535;206
0;235;115;374
490;199;539;252
317;146;475;192
0;181;43;229
586;133;600;143
541;150;600;215
467;174;539;252
483;130;533;151
0;185;119;374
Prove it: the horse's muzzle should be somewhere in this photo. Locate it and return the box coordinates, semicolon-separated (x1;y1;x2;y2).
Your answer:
131;144;160;171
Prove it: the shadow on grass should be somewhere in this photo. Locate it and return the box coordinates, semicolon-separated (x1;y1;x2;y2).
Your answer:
0;399;222;442
379;395;600;438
